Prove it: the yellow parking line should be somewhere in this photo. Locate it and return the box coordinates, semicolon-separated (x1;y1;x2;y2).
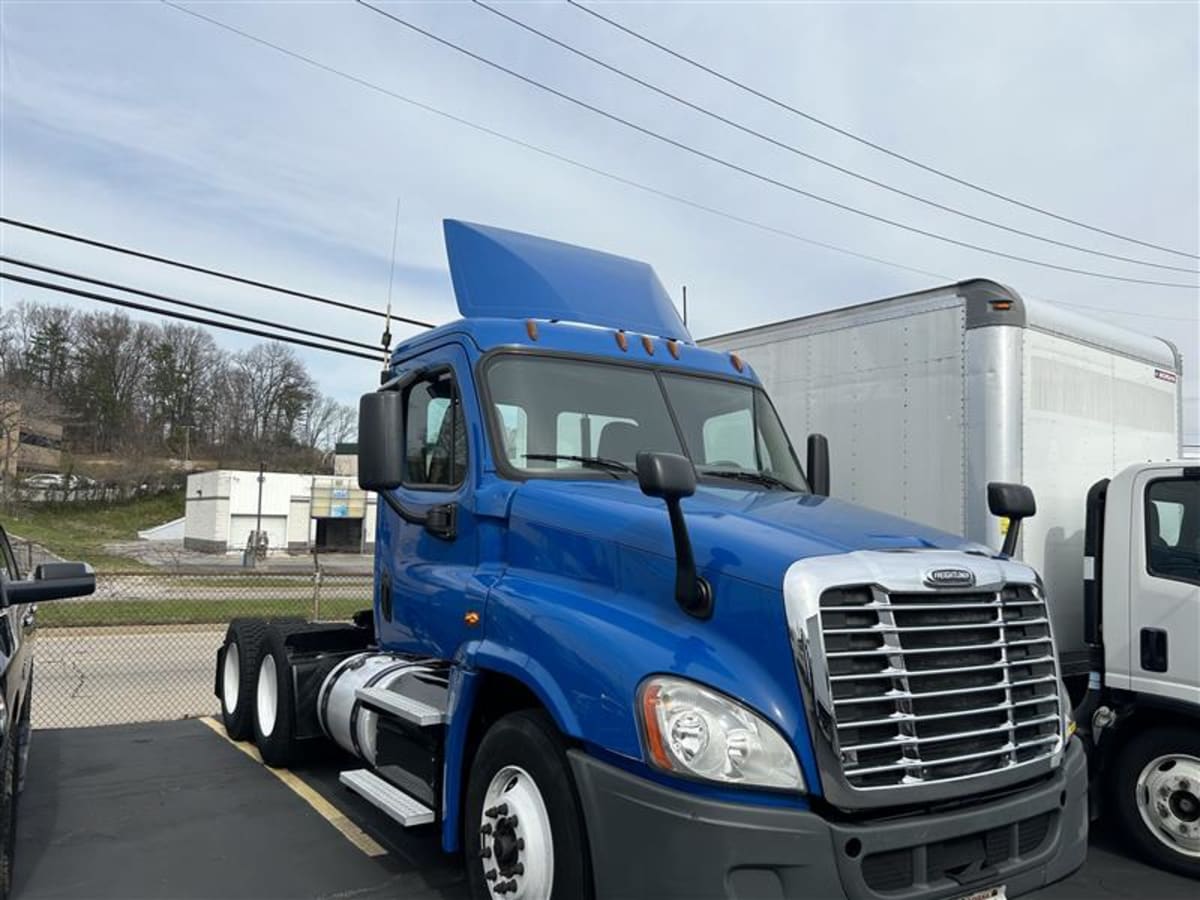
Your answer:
198;716;388;858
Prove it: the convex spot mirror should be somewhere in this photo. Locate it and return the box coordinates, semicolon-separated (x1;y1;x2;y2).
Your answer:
3;561;96;605
358;391;404;491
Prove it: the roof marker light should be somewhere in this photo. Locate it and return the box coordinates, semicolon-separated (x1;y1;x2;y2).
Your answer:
667;340;681;360
641;336;655;356
990;300;1013;311
615;330;629;352
730;353;745;373
525;319;539;340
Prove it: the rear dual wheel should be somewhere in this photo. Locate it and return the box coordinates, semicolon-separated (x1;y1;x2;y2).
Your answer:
253;625;301;768
219;617;303;741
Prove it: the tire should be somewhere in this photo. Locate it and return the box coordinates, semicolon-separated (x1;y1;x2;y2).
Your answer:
1112;725;1200;878
219;619;270;741
0;722;20;900
252;624;301;768
464;710;592;900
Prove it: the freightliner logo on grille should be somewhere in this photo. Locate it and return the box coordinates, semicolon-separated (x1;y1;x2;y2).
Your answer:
922;567;976;589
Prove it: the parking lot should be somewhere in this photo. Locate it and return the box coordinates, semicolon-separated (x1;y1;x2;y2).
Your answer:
13;719;1198;900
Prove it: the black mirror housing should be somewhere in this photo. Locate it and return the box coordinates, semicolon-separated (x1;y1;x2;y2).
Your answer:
988;482;1036;519
4;561;95;605
806;433;830;497
636;451;696;500
635;452;711;619
987;482;1036;557
358;391;405;491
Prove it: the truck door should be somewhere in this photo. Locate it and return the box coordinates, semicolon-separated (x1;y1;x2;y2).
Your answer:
377;344;482;659
1128;468;1200;702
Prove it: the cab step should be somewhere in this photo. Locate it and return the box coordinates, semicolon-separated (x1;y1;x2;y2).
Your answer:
355;685;446;726
339;769;435;827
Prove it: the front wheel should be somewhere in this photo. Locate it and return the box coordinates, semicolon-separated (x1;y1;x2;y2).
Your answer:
1112;726;1200;878
464;710;592;900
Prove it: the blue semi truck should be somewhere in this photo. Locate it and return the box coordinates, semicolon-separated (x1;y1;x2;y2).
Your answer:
216;220;1088;900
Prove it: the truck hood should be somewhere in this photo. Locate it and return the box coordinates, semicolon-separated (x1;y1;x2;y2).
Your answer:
505;479;986;591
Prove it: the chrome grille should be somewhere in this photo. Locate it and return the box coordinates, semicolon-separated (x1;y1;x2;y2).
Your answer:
819;584;1062;790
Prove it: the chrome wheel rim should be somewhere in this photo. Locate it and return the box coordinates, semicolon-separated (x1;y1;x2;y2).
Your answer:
1137;753;1200;858
479;765;553;899
257;655;278;738
222;642;240;713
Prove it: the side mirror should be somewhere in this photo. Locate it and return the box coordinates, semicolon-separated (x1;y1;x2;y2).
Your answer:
358;391;404;491
3;561;96;605
987;482;1036;557
636;452;712;619
806;433;830;497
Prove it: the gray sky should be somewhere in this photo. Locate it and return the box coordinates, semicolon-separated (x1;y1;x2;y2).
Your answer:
2;1;1197;441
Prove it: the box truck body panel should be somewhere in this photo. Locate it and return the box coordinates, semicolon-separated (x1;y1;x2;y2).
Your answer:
702;280;1182;669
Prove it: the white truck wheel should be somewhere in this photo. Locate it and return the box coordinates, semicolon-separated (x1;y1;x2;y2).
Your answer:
1114;725;1200;878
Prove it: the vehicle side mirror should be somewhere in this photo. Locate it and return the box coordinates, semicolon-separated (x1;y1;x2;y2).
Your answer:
636;450;696;501
807;433;830;497
3;561;95;605
636;452;711;620
988;482;1036;557
358;391;404;491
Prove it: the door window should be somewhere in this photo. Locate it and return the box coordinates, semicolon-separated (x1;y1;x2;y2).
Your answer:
1146;478;1199;585
403;370;467;487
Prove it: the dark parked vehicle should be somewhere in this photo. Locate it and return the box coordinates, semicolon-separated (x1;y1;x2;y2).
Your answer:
0;525;95;898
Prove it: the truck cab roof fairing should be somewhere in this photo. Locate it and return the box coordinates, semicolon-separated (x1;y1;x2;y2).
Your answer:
443;220;692;341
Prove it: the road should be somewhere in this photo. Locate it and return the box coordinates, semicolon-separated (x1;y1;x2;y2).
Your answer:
16;720;1197;900
34;626;221;728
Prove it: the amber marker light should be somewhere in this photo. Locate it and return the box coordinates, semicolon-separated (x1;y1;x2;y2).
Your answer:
639;682;672;769
730;353;745;373
525;319;539;340
641;335;655;355
989;300;1013;312
667;340;681;359
464;611;481;627
614;330;629;351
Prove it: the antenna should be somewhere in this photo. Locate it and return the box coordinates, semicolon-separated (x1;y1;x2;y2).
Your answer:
382;197;401;365
682;284;688;327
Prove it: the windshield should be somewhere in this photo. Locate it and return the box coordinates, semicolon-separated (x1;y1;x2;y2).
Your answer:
484;355;808;491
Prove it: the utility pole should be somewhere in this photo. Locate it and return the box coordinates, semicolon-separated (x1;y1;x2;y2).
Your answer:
255;461;265;564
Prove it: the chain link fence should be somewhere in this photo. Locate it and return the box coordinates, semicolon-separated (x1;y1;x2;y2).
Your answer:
30;570;374;729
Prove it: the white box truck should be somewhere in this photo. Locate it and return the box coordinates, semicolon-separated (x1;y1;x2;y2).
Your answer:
703;279;1200;876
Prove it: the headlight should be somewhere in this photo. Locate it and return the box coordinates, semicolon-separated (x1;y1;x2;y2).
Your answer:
638;676;803;790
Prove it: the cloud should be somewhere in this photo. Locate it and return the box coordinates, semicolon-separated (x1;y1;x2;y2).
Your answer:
1;0;1196;435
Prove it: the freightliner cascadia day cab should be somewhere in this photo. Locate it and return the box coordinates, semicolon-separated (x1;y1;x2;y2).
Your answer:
703;282;1200;877
216;226;1088;900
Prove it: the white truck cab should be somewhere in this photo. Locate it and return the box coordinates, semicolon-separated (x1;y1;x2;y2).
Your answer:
1081;459;1199;877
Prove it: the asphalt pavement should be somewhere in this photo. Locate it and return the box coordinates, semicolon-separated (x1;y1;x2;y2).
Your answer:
14;720;1198;900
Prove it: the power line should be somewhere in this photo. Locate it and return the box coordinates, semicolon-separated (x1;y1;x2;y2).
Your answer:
0;256;381;353
566;0;1200;263
0;270;379;361
162;1;1199;319
159;1;953;284
0;216;436;329
354;1;1199;291
474;0;1195;276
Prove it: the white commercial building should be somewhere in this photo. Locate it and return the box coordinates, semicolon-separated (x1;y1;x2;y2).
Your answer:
184;449;375;555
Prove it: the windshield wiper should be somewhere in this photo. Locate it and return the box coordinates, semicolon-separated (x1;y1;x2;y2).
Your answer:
522;454;637;477
699;468;795;491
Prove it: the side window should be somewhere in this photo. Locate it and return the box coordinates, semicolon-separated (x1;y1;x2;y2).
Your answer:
1146;478;1199;584
403;370;467;487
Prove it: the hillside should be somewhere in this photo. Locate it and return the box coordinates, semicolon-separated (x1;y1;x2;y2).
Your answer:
5;490;185;570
